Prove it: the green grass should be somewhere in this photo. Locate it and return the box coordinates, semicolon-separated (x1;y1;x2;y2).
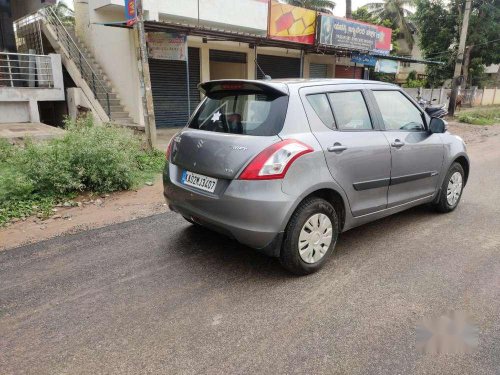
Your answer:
0;117;165;226
458;106;500;125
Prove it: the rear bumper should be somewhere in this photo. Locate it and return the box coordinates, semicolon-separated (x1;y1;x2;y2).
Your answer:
163;163;296;256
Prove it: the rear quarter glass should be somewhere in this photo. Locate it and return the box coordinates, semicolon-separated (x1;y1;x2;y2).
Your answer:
188;90;289;136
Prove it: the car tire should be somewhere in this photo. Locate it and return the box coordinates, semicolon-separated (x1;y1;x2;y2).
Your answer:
434;162;465;213
280;197;339;275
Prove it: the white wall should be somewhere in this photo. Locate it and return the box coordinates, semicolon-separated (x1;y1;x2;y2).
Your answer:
75;1;144;125
93;0;268;35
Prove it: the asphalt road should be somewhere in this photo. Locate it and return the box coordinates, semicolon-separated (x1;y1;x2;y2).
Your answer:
1;136;499;375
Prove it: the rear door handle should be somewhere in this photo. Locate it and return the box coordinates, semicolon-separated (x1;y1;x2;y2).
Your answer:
327;143;347;153
391;140;405;148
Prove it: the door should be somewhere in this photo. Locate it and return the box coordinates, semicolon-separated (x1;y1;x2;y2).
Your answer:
256;54;301;79
149;47;201;128
371;89;444;206
209;49;247;80
303;88;391;217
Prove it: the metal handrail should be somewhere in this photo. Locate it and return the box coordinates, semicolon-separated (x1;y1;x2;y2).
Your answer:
39;6;111;115
0;52;54;88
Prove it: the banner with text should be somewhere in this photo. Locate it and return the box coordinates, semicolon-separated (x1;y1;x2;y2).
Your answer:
268;0;316;45
318;15;391;55
147;32;188;61
375;59;399;74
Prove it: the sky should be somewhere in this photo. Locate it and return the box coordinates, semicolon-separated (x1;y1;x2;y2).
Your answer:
59;0;376;17
332;0;375;17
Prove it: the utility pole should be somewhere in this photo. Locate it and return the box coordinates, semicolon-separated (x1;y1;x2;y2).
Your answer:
448;0;472;116
135;0;157;150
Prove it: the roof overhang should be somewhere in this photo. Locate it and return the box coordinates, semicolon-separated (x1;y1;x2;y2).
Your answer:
101;20;444;65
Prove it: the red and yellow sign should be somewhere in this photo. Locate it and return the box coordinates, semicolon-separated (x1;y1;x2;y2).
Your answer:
268;0;316;45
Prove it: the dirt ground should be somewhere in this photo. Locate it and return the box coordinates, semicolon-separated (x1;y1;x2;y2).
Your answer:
0;121;498;251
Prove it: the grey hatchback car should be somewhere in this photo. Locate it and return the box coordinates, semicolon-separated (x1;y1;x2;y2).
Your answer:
163;79;469;275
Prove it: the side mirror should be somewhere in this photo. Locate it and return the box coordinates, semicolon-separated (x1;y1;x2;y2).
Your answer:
429;117;447;133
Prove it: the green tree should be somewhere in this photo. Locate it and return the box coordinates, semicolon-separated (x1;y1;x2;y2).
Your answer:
362;0;416;49
414;0;500;87
283;0;336;14
52;0;75;26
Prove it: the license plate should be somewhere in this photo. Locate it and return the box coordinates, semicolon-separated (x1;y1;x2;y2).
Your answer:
181;170;218;193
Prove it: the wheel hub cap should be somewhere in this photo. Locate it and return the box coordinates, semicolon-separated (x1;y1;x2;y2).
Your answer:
298;213;333;264
446;171;463;206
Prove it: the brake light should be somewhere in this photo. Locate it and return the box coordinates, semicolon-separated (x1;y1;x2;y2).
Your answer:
165;136;175;161
239;139;313;180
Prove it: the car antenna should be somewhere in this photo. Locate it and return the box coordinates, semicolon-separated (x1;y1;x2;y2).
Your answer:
255;58;272;80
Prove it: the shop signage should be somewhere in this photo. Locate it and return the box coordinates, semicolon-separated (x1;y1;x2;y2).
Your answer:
268;0;316;45
147;32;188;61
375;59;399;74
318;15;392;54
124;0;136;26
351;53;377;66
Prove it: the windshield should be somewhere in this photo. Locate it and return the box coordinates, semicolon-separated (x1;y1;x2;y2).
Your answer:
188;91;288;136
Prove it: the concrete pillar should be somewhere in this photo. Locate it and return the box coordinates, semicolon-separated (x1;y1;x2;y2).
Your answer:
200;44;210;83
247;47;256;80
303;54;310;79
28;100;40;123
50;54;64;95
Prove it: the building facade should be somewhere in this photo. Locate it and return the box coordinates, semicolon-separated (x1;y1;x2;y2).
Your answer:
75;0;375;128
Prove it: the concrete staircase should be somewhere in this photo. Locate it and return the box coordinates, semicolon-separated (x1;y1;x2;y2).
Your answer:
63;27;139;129
38;7;142;131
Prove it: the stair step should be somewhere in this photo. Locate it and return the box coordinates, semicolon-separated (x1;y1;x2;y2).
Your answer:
110;112;131;119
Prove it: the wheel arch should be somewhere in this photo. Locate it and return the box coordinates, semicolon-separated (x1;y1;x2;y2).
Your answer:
453;155;470;185
290;188;347;232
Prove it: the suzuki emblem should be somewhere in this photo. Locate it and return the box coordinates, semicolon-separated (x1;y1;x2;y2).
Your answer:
197;140;204;149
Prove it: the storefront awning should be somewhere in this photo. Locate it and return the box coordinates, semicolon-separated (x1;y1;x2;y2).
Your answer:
101;20;444;65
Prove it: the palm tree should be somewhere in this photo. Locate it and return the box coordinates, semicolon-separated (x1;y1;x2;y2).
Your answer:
363;0;415;50
283;0;336;14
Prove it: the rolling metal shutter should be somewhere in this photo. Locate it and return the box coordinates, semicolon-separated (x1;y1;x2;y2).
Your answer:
309;63;328;78
334;65;363;79
149;47;201;128
256;54;301;79
209;49;247;63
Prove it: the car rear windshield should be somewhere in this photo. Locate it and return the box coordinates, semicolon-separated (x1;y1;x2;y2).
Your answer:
188;90;288;136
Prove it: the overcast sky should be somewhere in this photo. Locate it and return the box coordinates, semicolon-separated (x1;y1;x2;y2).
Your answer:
60;0;376;17
333;0;375;17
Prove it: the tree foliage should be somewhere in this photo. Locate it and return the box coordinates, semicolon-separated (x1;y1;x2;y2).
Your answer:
414;0;500;87
282;0;336;14
361;0;416;49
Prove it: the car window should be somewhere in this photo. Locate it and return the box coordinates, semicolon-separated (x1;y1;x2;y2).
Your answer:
307;94;335;129
373;90;425;131
188;91;288;136
327;91;373;130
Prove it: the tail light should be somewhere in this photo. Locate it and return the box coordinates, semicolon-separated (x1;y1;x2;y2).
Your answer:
165;135;177;161
239;139;313;180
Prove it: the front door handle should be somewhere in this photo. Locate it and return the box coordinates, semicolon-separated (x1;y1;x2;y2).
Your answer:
327;143;347;153
391;139;405;148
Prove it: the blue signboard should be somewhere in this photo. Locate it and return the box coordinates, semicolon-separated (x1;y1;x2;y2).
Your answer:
351;53;377;66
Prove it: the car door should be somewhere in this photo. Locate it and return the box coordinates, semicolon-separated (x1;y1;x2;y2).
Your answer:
369;89;444;207
300;85;391;217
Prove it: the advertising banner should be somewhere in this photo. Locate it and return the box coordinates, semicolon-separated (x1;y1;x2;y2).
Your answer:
351;53;377;66
375;59;399;74
147;33;188;61
268;0;316;45
319;15;391;54
124;0;136;26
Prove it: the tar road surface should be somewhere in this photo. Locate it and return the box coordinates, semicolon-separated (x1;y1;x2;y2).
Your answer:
1;136;499;375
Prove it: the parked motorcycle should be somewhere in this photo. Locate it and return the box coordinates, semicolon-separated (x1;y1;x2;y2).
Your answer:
417;98;448;119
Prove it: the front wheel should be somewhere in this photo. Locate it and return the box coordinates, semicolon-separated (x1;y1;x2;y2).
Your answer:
434;162;465;213
280;197;339;275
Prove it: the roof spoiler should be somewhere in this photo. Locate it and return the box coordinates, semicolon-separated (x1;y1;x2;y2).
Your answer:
198;80;288;97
